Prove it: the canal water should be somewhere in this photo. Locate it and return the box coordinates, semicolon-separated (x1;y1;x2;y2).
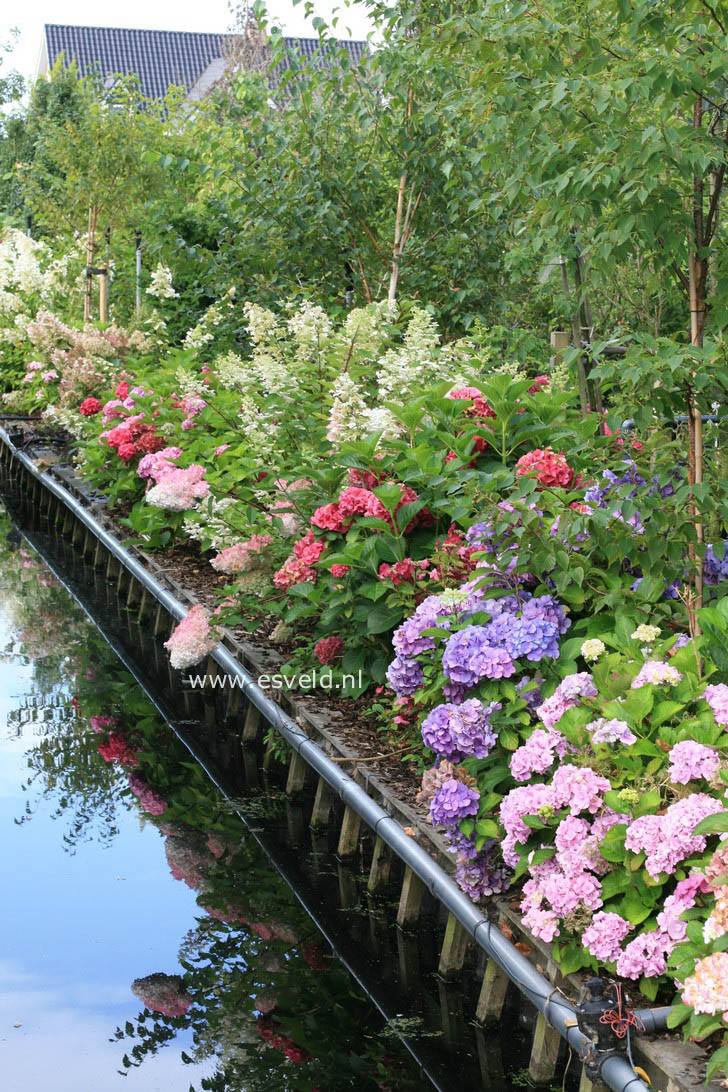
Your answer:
0;498;536;1091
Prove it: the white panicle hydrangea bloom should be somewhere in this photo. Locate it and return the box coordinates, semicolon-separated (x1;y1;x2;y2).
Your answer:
327;373;369;446
175;367;207;399
40;404;86;439
242;302;292;394
338;302;390;356
239;396;277;459
494;359;527;380
183;287;236;351
376;305;442;402
361;406;403;442
146;263;178;300
287;300;332;352
0;290;23;317
215;351;247;389
183;496;238;550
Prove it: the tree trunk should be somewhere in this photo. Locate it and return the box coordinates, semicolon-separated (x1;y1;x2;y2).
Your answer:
84;204;98;323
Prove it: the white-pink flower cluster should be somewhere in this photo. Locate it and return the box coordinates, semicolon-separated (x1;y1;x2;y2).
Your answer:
146;465;210;511
211;534;273;574
164;605;219;669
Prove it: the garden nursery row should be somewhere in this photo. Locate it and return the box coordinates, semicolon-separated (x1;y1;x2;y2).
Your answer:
2;1;728;1085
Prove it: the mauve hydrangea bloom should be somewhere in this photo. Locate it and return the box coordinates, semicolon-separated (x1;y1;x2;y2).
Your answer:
551;765;610;815
510;728;568;781
668;741;720;785
421;698;500;761
500;784;557;865
455;845;510;901
146;465;210;510
581;912;632;962
165;605;218;670
314;636;344;665
625;794;724;879
631;660;682;689
536;672;598;730
128;774;167;816
682;952;728;1015
443;626;515;686
131;973;192;1018
616;930;669;980
386;655;424;696
430;780;480;827
515;448;574;488
137;446;182;481
704;541;728;586
703;683;728;726
211;534;273;574
587;718;637;746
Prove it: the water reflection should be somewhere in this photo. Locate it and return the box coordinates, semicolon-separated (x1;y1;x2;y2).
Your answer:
0;503;428;1091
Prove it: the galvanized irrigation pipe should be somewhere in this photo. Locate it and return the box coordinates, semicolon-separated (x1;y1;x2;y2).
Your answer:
0;426;661;1092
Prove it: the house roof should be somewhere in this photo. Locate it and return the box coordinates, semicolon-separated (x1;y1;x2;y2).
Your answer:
42;24;367;100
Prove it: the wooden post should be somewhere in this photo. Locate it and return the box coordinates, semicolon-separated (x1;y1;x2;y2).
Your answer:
285;751;308;795
99;267;109;323
242;702;261;743
367;836;391;894
550;329;570;370
397;866;425;928
476;957;510;1023
337;805;361;858
528;1012;563;1082
438;913;470;977
309;776;335;828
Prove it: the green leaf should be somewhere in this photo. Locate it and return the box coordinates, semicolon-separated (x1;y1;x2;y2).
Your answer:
692;812;728;836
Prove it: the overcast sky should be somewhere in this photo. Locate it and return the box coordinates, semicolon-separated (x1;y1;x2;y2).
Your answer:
1;0;374;83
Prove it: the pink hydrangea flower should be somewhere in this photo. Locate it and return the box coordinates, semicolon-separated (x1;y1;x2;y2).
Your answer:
668;741;720;785
509;728;568;781
131;973;192;1017
137;446;182;481
214;443;231;456
631;660;682;688
536;672;597;729
127;774;167;816
682;952;728;1015
703;683;728;726
625;794;724;878
164;605;219;669
211;535;273;574
273;556;316;589
89;714;117;732
581;912;632;962
551;764;610;815
515;448;574;488
293;530;327;565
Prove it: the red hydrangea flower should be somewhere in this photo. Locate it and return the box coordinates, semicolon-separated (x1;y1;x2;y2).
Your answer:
79;397;102;416
115;381;130;399
330;564;350;577
515;448;574;488
117;442;137;462
348;467;385;488
446;385;495;419
273;556;317;589
311;503;350;533
378;559;431;586
314;636;344;664
135;430;165;455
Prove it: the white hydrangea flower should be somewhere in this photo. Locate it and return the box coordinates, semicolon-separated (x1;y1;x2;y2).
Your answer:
326;373;368;446
631;624;661;643
581;638;606;663
146;263;178;299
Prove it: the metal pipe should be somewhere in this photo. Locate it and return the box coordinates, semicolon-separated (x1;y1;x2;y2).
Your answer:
0;425;654;1092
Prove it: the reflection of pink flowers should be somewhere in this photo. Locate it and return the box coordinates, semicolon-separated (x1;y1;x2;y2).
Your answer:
97;731;139;767
302;942;330;971
164;829;217;890
131;973;192;1018
128;774;167;816
257;1016;311;1063
89;714;117;733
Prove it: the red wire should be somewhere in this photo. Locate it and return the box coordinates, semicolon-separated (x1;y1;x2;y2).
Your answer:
599;983;646;1040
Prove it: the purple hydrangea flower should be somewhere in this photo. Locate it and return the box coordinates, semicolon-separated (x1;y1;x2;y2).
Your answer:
442;626;516;687
455;844;510;901
704;683;728;726
705;541;728;586
429;780;480;827
421;698;500;761
386;655;424;697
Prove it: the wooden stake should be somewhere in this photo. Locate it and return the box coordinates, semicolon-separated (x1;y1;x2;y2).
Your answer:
397;866;425;928
438;913;469;977
309;776;335;828
242;702;261;743
367;836;391;894
336;804;361;858
528;1012;562;1082
476;957;510;1023
285;752;308;795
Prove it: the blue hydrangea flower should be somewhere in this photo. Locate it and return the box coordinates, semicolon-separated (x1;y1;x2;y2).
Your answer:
429;780;480;827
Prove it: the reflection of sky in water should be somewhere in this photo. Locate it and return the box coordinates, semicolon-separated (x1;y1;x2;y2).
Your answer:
0;563;215;1088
